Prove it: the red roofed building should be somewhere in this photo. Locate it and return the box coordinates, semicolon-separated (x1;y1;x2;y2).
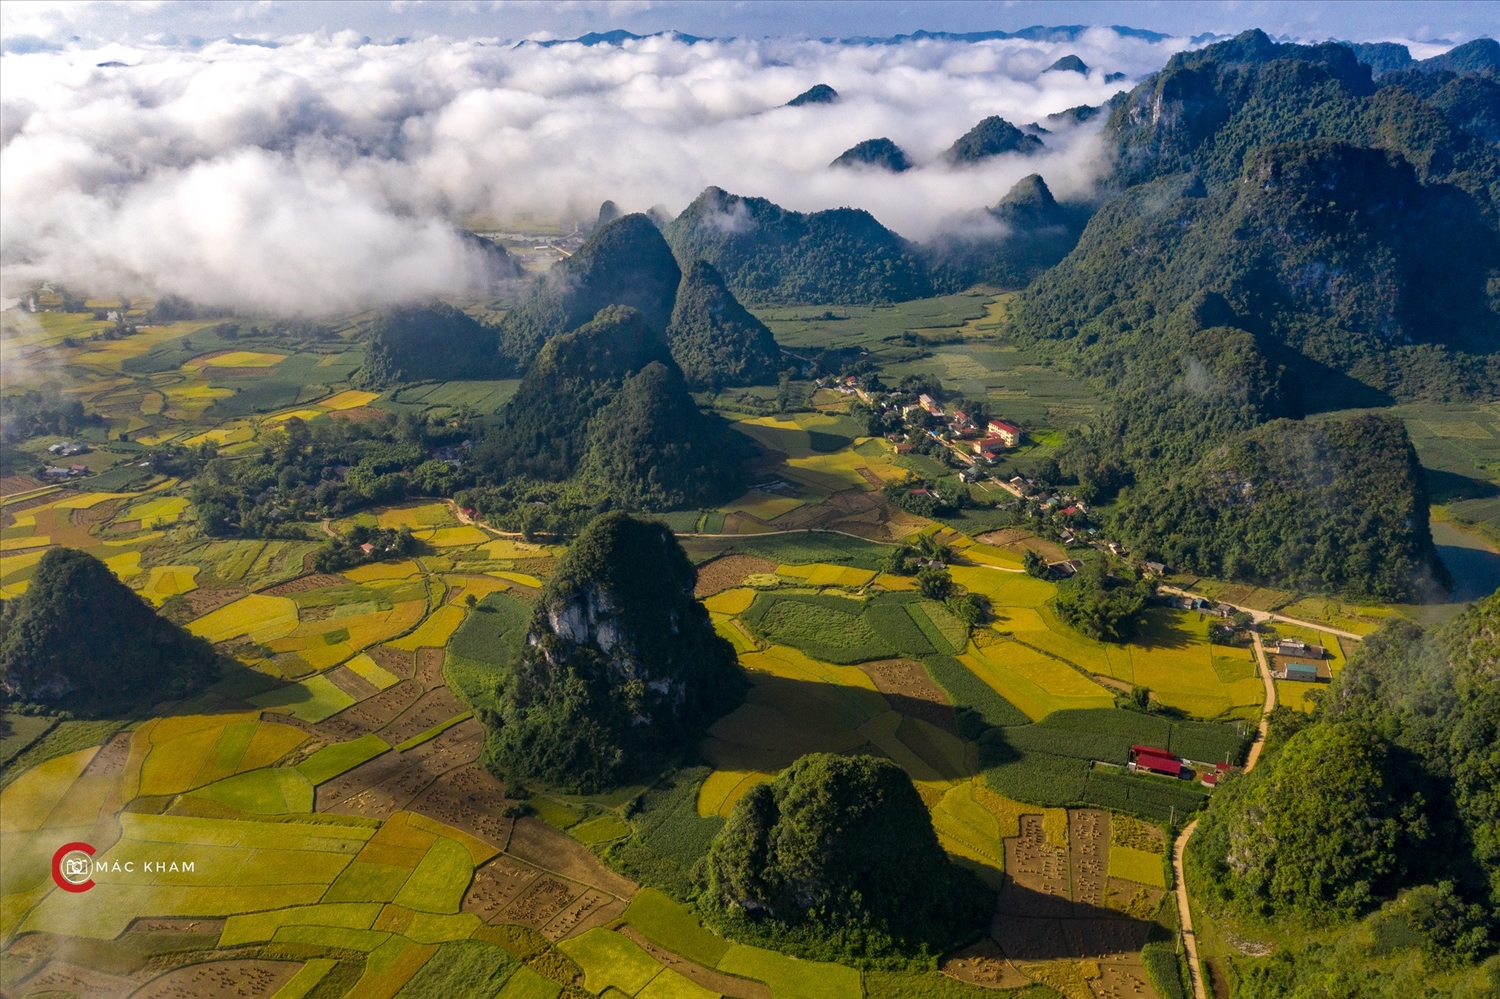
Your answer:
986;419;1022;446
1130;745;1183;778
970;436;1008;459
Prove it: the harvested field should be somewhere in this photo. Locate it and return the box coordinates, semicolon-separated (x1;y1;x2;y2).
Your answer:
856;658;957;734
260;573;348;596
694;555;776;596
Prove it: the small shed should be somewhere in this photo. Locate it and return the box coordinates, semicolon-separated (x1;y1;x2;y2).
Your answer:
1284;662;1319;682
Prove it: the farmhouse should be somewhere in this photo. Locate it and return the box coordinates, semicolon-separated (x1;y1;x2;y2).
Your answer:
1283;662;1320;682
1142;561;1167;576
1129;745;1184;778
986;419;1022;446
918;393;944;417
970;436;1008;459
1276;638;1325;658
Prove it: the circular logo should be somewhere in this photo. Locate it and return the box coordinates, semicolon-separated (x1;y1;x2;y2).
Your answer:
51;842;95;893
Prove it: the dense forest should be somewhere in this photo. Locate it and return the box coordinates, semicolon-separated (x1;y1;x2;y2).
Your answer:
662;186;933;305
354;303;503;387
181;411;467;537
993;30;1500;599
922;174;1091;292
664;260;784;390
0;548;218;710
496;214;682;372
471;305;742;513
697;753;993;966
943;115;1044;163
1113;415;1446;601
483;512;745;791
830;137;912;172
1187;592;1500;993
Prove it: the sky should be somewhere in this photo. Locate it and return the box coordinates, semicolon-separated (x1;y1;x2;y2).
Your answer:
1;1;1490;49
0;1;1490;314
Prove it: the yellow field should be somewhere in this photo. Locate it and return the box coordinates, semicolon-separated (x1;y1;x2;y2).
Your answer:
388;605;466;651
105;550;143;582
774;562;877;588
183;425;254;447
321;390;381;410
703;588;756;615
1109;845;1166;887
949;566;1055;607
343;559;420;583
184;350;288;369
425;525;491;547
378;504;455;529
140;565;200;605
188;594;300;644
959;642;1115;720
722;490;807;521
487;570;543;588
344;653;401;690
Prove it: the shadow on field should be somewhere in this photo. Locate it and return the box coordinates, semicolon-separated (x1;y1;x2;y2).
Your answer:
990;881;1160;961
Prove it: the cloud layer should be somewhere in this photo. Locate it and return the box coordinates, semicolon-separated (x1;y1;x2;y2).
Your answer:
2;29;1191;313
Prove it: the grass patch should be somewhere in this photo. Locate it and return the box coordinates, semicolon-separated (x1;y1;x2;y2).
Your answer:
919;654;1031;732
715;942;862;999
682;531;890;571
1109;845;1167;888
621;888;731;968
189;767;315;814
556;928;661;996
391;836;473;914
248;675;357;724
392;940;518;998
296;734;390;785
741;593;893;664
907;601;965;655
608;767;724;900
448;591;530;667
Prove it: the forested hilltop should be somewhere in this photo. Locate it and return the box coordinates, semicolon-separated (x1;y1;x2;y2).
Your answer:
1001;30;1500;600
1186;592;1500;996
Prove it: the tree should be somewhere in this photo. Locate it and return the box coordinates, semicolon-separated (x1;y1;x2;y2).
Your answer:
917;566;953;600
698;753;992;965
1053;561;1151;642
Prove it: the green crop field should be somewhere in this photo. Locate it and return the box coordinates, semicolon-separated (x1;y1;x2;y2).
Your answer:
621;888;731;968
296;734;390;785
189;766;315;814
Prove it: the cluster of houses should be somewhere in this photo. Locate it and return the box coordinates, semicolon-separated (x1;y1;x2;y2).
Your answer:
1271;636;1330;683
46;441;90;457
1127;745;1234;788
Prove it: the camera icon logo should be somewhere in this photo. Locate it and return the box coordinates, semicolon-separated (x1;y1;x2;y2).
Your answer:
51;842;96;892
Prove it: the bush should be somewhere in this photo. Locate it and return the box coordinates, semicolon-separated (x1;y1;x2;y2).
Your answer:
1141;941;1188;999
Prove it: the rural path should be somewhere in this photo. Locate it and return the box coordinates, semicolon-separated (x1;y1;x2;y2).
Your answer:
1159;585;1366;642
1173;820;1207;999
1172;618;1284;999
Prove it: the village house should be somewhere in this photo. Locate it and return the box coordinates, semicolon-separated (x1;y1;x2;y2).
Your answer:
918;394;944;417
970;436;1008;459
986;419;1022;446
1276;638;1325;658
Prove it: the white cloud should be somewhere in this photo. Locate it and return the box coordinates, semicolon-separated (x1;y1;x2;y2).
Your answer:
1;29;1191;313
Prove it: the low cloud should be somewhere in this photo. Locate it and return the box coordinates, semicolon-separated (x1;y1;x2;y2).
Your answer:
2;27;1194;313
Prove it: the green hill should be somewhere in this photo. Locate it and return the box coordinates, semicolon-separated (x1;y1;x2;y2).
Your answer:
943;115;1044;163
662;186;932;305
1018;142;1500;400
830;137;912;172
474;305;739;509
699;753;992;965
354;303;502;387
495;214;682;372
1186;593;1500;990
786;83;837;106
0;548;218;710
665;260;783;389
923;174;1089;291
1112;414;1445;601
485;512;745;791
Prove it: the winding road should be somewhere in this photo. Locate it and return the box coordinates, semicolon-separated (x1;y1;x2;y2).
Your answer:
1170;618;1296;999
